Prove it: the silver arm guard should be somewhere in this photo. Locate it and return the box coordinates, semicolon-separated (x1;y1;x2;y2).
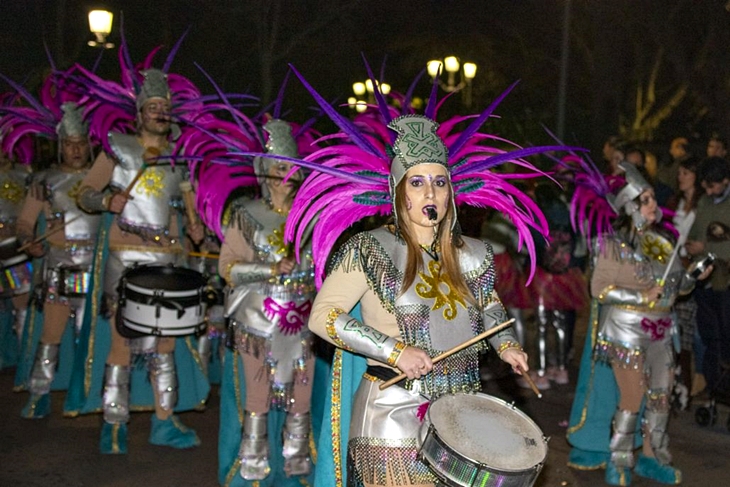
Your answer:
76;185;109;213
597;285;647;306
324;308;405;367
228;262;274;286
483;300;522;356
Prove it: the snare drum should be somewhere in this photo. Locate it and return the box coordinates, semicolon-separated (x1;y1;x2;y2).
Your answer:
118;265;208;337
419;393;547;487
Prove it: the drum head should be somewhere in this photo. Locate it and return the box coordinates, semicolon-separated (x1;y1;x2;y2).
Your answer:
123;265;207;291
427;393;547;471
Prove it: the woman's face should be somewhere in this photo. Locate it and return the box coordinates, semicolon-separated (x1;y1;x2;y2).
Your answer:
638;188;658;224
402;164;450;236
265;160;299;199
677;166;696;194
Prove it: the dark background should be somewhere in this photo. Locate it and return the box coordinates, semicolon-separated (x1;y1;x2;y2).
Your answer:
2;0;730;160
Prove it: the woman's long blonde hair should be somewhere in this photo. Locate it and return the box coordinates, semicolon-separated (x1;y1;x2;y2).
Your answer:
394;178;476;306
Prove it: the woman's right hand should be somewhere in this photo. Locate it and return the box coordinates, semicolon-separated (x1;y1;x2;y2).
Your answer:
396;345;433;380
274;257;296;275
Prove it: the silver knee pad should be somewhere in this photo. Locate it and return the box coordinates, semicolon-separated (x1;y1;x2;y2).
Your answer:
29;343;59;395
609;409;638;468
103;364;131;424
239;411;270;480
283;412;311;476
149;353;177;412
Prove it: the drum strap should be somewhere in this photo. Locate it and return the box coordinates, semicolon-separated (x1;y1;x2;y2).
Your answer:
366;365;407;389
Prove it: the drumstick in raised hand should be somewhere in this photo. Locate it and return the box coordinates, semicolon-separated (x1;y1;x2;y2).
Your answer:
516;365;542;399
17;215;82;253
379;318;515;390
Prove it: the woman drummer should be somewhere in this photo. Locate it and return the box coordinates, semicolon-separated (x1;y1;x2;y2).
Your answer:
281;68;572;486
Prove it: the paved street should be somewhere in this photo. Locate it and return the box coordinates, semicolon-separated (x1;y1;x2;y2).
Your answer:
1;316;729;486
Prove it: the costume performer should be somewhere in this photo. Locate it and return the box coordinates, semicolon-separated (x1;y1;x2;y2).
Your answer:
569;161;711;486
12;101;101;418
0;90;35;369
281;67;574;487
215;118;318;483
64;42;211;454
528;180;588;388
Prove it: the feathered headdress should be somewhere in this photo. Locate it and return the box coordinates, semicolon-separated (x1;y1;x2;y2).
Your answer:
272;60;582;287
177;67;319;239
0;66;88;165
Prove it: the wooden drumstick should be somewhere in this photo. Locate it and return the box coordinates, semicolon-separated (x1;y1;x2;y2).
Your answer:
17;215;82;252
516;365;542;399
179;181;199;225
188;251;219;259
379;318;515;390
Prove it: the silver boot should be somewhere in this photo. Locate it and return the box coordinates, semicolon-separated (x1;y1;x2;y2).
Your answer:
643;409;672;465
197;334;211;378
239;411;270;480
103;364;131;424
149;353;178;412
283;412;311;476
609;409;638;468
29;343;59;396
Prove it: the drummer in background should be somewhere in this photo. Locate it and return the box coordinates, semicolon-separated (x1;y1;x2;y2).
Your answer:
218;118;318;482
0;143;32;370
75;68;207;454
16;103;101;418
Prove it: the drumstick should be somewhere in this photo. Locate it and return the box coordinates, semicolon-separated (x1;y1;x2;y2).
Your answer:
17;215;82;252
179;181;199;225
516;365;542;399
379;318;515;390
188;251;220;259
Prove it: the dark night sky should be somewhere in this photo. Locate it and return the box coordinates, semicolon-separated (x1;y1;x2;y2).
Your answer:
2;1;730;154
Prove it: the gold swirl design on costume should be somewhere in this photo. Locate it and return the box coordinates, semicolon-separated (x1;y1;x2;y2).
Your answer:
135;166;165;197
415;260;466;320
0;178;23;203
640;232;673;263
67;180;83;200
267;222;289;255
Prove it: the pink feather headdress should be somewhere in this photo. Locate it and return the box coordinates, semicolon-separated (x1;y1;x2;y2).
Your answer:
0;67;84;165
178;68;320;239
276;61;583;287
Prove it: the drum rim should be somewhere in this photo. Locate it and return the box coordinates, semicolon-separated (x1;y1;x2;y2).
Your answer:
1;253;29;268
425;392;547;471
125;281;203;298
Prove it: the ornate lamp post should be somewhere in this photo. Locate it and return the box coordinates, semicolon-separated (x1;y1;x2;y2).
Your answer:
87;10;115;49
426;56;477;107
350;79;391;113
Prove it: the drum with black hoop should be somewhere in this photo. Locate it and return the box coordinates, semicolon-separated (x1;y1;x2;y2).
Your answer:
418;392;547;487
1;237;32;298
117;265;208;337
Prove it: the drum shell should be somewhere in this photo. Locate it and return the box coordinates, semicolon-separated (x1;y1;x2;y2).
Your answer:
117;265;208;337
418;393;547;487
0;258;32;298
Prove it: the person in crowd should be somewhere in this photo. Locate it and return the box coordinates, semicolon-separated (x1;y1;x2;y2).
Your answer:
706;135;727;159
685;156;730;399
656;136;691;194
521;181;588;390
666;156;703;407
626;146;673;207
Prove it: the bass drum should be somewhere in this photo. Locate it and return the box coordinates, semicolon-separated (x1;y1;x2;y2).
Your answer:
116;265;208;338
418;392;547;487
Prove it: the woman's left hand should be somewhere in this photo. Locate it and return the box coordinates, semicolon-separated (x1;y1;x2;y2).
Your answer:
501;348;529;375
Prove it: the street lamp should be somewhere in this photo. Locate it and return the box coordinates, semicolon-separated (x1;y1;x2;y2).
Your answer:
87;9;115;49
350;79;391;111
427;56;477;107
